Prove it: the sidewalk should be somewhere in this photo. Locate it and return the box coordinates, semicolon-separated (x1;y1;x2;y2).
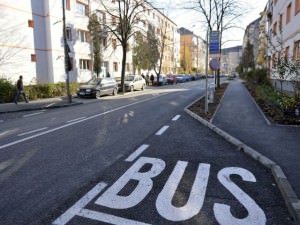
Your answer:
212;79;300;198
0;96;82;114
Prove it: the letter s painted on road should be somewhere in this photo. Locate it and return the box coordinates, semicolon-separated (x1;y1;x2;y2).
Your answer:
214;167;266;225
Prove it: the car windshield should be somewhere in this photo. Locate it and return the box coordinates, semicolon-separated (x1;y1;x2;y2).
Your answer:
125;75;134;81
87;78;101;85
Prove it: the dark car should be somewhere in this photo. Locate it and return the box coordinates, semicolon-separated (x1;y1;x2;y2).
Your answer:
166;74;177;84
77;77;118;99
176;74;186;83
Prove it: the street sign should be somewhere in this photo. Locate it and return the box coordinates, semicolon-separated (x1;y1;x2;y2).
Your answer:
209;31;220;55
209;58;220;71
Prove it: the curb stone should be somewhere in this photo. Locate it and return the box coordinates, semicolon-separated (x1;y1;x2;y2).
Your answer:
184;104;300;224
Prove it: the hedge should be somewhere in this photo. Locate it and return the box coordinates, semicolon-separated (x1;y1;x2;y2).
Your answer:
0;78;79;103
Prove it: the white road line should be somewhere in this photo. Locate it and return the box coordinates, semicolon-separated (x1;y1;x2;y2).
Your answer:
23;111;44;118
155;125;169;135
125;144;150;162
77;209;151;225
52;182;107;225
46;103;55;107
17;127;48;137
0;120;3;123
66;117;87;123
0;94;168;150
172;115;181;121
0;159;13;172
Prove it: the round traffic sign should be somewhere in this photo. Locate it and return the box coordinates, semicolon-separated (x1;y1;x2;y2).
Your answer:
209;58;220;71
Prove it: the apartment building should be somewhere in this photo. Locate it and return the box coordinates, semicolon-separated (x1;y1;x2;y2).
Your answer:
179;27;206;73
267;0;300;87
0;0;179;85
221;46;243;75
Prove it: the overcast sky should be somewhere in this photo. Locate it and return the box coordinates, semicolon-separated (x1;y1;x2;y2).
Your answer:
152;0;268;48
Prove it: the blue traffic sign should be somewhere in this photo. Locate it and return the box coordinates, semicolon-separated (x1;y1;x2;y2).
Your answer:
209;58;220;71
209;31;220;54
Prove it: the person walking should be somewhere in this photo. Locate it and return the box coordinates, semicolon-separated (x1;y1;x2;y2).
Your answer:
150;74;154;86
14;75;29;104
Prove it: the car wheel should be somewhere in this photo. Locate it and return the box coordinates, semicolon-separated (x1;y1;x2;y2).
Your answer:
141;84;145;91
96;91;101;99
113;87;118;96
130;85;134;92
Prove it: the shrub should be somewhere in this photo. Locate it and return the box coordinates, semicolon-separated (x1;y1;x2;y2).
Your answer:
0;78;16;103
1;77;79;103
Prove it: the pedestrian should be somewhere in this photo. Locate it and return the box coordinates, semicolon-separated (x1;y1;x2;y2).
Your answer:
141;73;145;79
14;75;29;104
146;74;150;86
150;74;154;86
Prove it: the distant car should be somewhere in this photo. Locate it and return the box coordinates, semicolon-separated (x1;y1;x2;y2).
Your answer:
123;75;146;92
158;74;167;86
176;74;186;83
190;74;196;81
166;74;177;84
184;74;191;81
77;77;118;99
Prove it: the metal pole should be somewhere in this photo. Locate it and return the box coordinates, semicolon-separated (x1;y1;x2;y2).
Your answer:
62;0;72;103
205;28;209;114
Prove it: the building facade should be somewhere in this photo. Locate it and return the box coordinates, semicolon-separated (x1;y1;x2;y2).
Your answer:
221;46;243;75
179;27;206;74
0;0;179;85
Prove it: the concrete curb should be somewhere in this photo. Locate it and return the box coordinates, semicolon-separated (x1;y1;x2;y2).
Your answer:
0;102;83;114
184;104;300;224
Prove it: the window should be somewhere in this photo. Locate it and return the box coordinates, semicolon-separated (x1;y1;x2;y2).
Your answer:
296;0;300;15
285;46;290;60
78;30;89;42
113;62;118;72
103;37;107;48
112;0;115;3
286;3;292;24
279;14;283;31
273;22;277;35
31;54;36;62
112;39;117;49
112;16;117;26
96;10;106;24
79;59;90;70
294;40;300;61
76;1;89;16
28;20;34;28
66;27;72;41
64;0;71;10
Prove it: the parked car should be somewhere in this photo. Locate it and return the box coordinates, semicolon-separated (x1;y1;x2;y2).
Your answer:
166;74;177;84
123;75;146;92
184;74;191;82
190;74;196;81
77;77;118;99
176;74;186;83
158;74;168;86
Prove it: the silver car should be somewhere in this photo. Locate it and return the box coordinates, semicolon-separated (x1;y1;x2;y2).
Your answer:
124;75;146;92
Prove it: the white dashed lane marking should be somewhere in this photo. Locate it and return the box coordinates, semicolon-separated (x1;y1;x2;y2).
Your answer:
17;127;48;137
155;126;169;135
66;117;87;123
172;115;181;121
125;144;150;162
23;111;44;118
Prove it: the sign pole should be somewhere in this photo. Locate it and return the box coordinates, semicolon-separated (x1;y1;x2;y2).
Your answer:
205;28;209;114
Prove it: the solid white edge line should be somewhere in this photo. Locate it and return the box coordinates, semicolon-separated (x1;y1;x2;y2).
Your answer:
155;125;169;135
23;112;44;118
52;182;107;225
172;115;181;121
17;127;48;137
66;117;87;123
0;93;168;150
46;103;56;107
77;209;151;225
125;144;149;162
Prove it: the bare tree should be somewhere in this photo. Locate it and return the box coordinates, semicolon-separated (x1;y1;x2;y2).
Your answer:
98;0;148;93
188;0;245;87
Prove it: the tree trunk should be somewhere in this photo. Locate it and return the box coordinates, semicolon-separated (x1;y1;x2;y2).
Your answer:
120;45;127;94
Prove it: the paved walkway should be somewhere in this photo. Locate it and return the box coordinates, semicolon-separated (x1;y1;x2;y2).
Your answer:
212;79;300;198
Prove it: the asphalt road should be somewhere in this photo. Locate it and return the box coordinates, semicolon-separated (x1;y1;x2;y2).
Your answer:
0;80;295;225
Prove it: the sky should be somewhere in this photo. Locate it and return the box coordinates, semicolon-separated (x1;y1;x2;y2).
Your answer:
152;0;268;48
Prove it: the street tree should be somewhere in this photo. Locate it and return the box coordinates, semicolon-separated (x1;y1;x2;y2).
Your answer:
189;0;245;87
146;25;160;72
98;0;148;93
132;31;148;74
241;40;255;72
88;13;103;78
